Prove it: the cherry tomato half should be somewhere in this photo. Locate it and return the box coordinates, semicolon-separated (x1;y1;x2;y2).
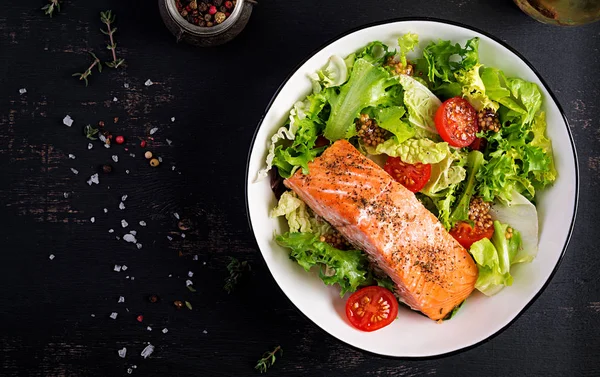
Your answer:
384;157;431;193
449;221;494;249
434;97;478;148
345;286;399;332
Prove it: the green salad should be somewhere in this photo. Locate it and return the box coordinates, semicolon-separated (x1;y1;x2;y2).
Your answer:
258;32;557;304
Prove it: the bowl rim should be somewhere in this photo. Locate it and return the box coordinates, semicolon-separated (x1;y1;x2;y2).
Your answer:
244;16;579;360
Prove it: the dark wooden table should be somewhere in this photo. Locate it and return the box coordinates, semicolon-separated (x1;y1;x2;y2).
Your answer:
1;1;599;376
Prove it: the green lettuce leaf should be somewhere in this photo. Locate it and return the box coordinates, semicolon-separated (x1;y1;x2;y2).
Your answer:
449;150;485;225
355;41;395;66
529;111;557;187
469;220;523;296
374;138;450;164
398;32;419;67
373;106;415;143
398;74;441;135
454;64;499;111
314;55;349;88
275;232;371;296
324;58;401;141
421;149;467;197
270;191;314;233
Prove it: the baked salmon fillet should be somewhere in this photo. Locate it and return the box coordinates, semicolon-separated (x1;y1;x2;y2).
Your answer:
284;139;478;321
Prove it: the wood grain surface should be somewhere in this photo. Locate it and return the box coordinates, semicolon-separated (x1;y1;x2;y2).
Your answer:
0;1;599;376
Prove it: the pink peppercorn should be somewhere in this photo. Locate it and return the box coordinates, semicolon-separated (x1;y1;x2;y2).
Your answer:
208;5;217;15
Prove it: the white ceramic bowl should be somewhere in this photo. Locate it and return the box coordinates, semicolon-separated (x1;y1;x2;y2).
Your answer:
245;18;578;358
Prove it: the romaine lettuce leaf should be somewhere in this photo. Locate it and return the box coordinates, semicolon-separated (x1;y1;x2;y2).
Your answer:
270;191;315;233
421;149;467;197
449;150;485;225
275;232;371;296
373;106;415;143
529;111;557;187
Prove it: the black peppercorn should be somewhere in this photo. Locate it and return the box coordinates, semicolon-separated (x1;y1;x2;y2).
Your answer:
198;2;208;12
148;294;159;303
102;164;112;174
213;0;223;5
204;13;212;21
174;300;184;309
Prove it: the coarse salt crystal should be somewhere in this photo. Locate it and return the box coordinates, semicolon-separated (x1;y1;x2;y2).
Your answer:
140;344;154;359
68;154;76;159
181;233;186;238
118;296;125;303
90;217;95;223
121;265;128;271
113;97;118;102
70;168;79;175
171;166;176;171
193;255;198;261
118;347;127;358
104;144;110;149
129;230;137;236
136;243;142;249
167;236;173;241
19;88;27;95
149;127;158;135
171;117;175;122
124;83;130;88
129;153;135;158
116;236;120;240
63;192;69;198
122;195;128;201
186;280;193;286
130;277;135;280
188;271;194;277
121;219;128;228
49;254;55;260
63;115;74;127
119;202;126;210
203;330;207;334
91;314;96;317
147;326;152;331
87;173;99;186
123;234;137;243
114;265;122;272
125;170;130;174
108;229;114;233
173;213;180;220
88;143;93;150
158;156;163;163
168;274;172;278
139;221;146;226
110;312;118;319
203;262;206;265
166;139;172;146
126;368;132;374
99;135;107;143
112;155;119;163
162;328;168;334
144;79;153;86
104;208;108;213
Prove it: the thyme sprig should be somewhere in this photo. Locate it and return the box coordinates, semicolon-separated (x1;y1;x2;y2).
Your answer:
72;52;102;87
224;257;251;294
100;10;125;69
84;124;99;140
41;0;61;17
255;346;282;374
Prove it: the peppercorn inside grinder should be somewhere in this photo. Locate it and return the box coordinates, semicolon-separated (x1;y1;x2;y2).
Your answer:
159;0;254;46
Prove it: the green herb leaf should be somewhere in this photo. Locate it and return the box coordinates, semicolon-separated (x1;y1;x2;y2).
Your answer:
84;125;99;140
224;257;251;294
255;346;282;374
185;301;192;310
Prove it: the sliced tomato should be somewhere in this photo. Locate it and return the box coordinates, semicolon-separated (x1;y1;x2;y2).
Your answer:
434;97;478;148
449;221;494;249
383;157;431;193
345;286;399;332
468;136;485;151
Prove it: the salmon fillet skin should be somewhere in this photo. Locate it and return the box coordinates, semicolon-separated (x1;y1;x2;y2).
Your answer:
283;139;478;321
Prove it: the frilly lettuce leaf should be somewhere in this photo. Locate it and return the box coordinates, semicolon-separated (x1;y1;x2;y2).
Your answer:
270;191;315;233
454;64;499;112
275;232;371;296
398;32;419;67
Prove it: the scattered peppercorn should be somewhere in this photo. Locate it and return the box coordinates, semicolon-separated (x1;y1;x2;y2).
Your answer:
102;164;113;174
136;315;144;322
178;219;192;231
148;294;159;303
144;151;153;159
140;140;147;148
478;108;501;132
113;117;119;123
505;226;514;239
174;300;184;309
115;135;125;144
150;158;160;167
319;229;352;250
176;0;236;27
98;120;105;127
355;113;389;146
